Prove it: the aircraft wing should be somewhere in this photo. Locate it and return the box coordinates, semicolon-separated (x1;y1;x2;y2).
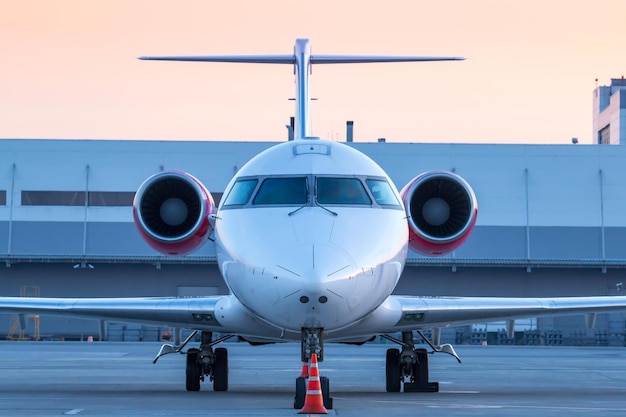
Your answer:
352;295;626;335
0;295;281;338
0;296;223;329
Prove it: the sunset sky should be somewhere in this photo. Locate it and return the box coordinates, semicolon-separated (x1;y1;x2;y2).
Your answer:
1;1;625;144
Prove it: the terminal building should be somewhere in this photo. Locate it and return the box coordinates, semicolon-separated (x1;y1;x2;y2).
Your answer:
1;138;626;346
593;78;626;145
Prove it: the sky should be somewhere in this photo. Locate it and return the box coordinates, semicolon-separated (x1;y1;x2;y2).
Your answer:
1;0;625;144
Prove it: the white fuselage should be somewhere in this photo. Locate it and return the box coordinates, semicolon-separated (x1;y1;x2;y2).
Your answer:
214;138;408;333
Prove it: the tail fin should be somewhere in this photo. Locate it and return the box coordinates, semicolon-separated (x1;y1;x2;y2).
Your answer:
139;38;464;140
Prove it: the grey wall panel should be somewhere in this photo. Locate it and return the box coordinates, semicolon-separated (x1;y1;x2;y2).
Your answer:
529;227;602;259
87;222;216;257
3;221;218;257
396;266;624;298
453;226;527;259
408;226;613;262
86;222;158;256
604;227;626;259
0;222;8;253
0;263;228;298
11;222;84;255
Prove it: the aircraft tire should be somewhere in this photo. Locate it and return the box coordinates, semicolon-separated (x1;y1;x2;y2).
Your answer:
413;348;429;385
293;376;306;409
213;347;228;391
320;376;333;409
185;348;201;391
385;348;401;392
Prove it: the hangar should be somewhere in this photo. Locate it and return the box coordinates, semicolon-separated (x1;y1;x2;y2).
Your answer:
1;138;625;345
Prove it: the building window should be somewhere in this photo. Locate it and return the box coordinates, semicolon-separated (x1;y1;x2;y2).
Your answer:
22;191;86;206
21;190;222;207
0;190;6;205
88;191;135;207
22;191;135;206
598;124;611;144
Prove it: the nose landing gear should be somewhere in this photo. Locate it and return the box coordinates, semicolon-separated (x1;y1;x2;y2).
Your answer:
294;327;333;410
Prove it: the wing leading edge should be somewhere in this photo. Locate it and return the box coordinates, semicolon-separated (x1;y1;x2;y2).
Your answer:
0;295;284;339
346;295;626;336
0;296;224;329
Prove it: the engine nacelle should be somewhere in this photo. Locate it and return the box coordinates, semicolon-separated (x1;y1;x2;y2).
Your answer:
133;171;216;255
401;170;478;256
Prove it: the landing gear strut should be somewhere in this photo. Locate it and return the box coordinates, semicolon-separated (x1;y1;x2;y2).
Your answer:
383;331;439;392
294;327;333;409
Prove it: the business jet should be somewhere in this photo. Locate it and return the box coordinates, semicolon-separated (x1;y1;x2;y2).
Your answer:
2;39;626;409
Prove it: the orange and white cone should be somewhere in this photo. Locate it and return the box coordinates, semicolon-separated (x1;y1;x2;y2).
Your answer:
298;353;328;414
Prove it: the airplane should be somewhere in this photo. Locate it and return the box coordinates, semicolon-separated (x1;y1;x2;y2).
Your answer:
2;38;626;409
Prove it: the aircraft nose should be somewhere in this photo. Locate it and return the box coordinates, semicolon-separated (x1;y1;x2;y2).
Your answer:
287;244;359;306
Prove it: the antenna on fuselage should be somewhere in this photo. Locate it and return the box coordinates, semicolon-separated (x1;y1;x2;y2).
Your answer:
139;39;464;140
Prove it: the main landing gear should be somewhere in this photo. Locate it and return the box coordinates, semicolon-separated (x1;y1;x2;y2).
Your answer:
185;331;235;392
382;330;462;393
293;327;333;410
153;330;234;392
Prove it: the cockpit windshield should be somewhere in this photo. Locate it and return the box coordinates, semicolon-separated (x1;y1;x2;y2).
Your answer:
253;177;308;205
316;177;371;205
221;175;400;210
222;178;258;206
366;179;400;206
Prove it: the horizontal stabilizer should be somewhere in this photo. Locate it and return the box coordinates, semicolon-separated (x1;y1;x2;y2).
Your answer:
139;38;465;139
138;55;295;64
310;55;465;64
138;55;464;64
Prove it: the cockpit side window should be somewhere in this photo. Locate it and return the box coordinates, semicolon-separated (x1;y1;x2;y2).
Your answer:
366;179;400;206
317;177;371;205
253;177;308;205
222;179;258;206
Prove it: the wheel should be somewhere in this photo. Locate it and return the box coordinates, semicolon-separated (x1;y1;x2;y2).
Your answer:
293;376;306;409
185;348;201;391
320;375;333;409
385;348;401;392
213;347;228;391
413;348;429;386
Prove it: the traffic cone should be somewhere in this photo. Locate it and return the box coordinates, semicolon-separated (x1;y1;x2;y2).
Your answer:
299;362;309;377
298;353;328;414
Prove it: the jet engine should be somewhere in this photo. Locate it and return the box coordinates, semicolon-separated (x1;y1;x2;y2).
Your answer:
401;171;478;256
133;171;216;255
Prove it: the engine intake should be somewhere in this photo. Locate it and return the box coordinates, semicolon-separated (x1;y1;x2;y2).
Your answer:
401;171;478;256
133;171;215;255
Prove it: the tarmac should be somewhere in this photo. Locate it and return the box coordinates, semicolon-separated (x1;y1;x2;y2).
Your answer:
0;341;624;416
